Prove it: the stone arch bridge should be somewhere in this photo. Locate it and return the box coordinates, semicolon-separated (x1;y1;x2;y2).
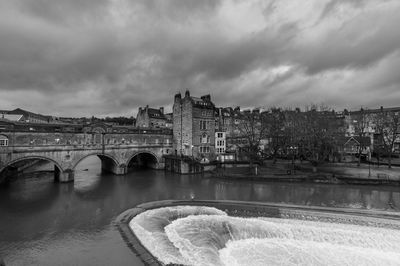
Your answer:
0;122;173;183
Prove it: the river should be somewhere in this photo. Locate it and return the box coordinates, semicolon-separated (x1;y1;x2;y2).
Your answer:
1;157;400;265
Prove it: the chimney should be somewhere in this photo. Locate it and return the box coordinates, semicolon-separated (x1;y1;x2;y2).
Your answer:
174;92;182;101
160;107;164;114
185;89;190;98
201;94;211;101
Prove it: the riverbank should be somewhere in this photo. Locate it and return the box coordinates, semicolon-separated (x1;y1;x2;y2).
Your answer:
210;160;400;185
117;200;400;265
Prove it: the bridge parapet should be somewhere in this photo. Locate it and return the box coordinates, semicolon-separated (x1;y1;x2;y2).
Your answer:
0;124;173;183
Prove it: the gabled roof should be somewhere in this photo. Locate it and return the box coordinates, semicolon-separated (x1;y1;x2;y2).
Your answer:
344;136;371;146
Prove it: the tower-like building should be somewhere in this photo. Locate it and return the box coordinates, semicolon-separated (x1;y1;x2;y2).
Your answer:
173;90;216;160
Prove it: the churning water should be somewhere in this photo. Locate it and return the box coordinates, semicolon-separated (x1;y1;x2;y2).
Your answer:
130;206;400;266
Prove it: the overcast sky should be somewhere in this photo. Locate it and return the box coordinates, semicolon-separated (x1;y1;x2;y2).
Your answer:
1;0;400;117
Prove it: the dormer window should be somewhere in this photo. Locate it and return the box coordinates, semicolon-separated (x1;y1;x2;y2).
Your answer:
0;135;8;146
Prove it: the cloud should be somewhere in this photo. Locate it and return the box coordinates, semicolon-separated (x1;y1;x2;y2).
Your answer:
0;0;399;117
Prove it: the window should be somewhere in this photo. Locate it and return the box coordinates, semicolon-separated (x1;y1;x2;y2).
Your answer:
0;138;8;146
216;148;225;154
216;140;225;146
200;146;210;153
200;120;207;130
217;132;223;138
201;134;209;144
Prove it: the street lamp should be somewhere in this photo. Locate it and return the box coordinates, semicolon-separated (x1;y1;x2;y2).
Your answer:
288;146;296;174
291;146;297;174
368;148;371;178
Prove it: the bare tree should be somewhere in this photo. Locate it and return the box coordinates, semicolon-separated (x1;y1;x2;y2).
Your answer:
375;110;400;168
263;108;286;163
299;104;344;170
352;108;368;166
236;110;267;166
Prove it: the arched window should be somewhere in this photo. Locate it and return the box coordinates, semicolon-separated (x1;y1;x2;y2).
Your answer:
201;133;209;144
0;135;9;146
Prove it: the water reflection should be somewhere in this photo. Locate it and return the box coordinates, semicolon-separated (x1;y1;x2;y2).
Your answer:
1;157;400;265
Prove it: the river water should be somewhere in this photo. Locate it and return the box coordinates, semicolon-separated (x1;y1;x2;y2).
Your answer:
1;157;400;265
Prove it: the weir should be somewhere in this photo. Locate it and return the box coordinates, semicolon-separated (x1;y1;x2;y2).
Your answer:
118;200;400;266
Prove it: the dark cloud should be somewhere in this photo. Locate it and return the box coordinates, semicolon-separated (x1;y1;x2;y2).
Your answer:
0;0;399;117
299;6;400;74
15;0;110;25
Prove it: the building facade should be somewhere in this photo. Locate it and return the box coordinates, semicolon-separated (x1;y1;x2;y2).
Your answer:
1;108;51;123
173;90;216;160
136;106;166;128
344;107;400;155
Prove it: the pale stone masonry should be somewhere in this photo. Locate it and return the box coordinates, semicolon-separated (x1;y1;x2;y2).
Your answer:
136;105;166;128
173;90;216;160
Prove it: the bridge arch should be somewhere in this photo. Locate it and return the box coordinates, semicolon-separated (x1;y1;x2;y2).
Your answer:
0;155;64;184
0;155;64;174
126;151;160;170
72;153;125;175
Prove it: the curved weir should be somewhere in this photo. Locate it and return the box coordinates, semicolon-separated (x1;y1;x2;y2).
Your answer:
117;200;400;266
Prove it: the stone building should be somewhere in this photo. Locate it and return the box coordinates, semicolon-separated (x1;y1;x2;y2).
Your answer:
2;108;51;123
164;113;173;129
344;106;400;155
215;106;243;137
136;105;166;128
173;90;216;160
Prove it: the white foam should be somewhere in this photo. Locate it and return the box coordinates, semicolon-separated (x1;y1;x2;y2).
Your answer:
130;206;400;266
129;206;227;265
219;238;400;266
165;215;400;266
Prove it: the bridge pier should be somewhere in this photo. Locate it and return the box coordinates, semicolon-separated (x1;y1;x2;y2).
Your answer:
54;167;74;183
149;162;164;169
113;165;127;175
101;159;127;175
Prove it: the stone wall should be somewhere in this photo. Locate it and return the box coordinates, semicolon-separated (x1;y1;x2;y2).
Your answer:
192;105;215;160
173;91;216;160
0;130;173;183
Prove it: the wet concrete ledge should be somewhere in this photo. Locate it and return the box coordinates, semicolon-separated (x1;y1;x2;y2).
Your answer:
210;173;400;186
116;200;400;266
